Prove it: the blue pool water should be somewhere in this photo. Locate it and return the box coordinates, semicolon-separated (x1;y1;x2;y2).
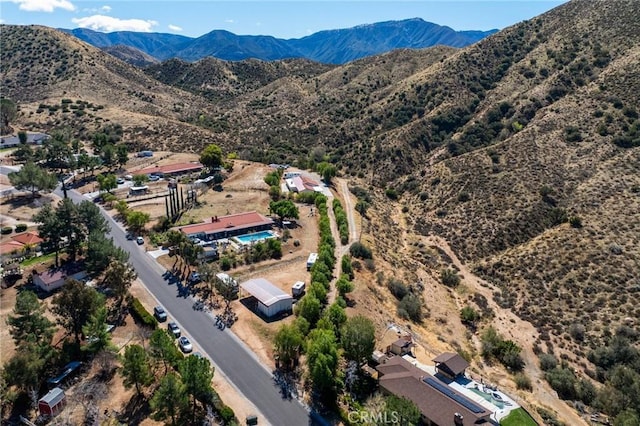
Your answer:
234;231;275;244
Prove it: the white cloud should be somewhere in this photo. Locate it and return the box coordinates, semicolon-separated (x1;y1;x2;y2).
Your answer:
82;5;111;13
225;19;235;24
10;0;75;12
72;15;158;32
168;24;182;32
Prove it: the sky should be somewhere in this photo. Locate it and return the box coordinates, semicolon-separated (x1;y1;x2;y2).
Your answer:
0;0;567;39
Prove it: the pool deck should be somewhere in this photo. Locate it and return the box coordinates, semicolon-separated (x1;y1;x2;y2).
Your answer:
401;355;520;423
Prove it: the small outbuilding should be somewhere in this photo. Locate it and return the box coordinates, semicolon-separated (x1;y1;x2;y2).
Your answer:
433;352;470;379
38;387;66;417
241;278;293;318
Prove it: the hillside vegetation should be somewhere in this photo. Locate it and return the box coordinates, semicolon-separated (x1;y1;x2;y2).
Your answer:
1;0;639;388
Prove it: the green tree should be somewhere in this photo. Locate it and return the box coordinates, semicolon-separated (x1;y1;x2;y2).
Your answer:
316;162;337;185
116;144;129;168
52;279;104;344
12;143;33;162
199;144;223;169
324;302;347;337
96;173;117;193
295;294;322;327
101;143;116;169
126;210;151;234
273;323;304;370
2;348;46;406
8;161;57;198
33;204;63;266
133;174;149;186
101;260;136;315
336;274;354;298
7;290;55;350
341;315;375;365
82;306;113;354
150;372;188;426
385;395;421;426
86;231;129;276
0;98;17;134
341;255;354;279
614;409;640;426
56;198;85;262
121;344;153;396
306;328;339;398
179;355;214;422
149;329;182;375
269;199;300;225
78;200;109;234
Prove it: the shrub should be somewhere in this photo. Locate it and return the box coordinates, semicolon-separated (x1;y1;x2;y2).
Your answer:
514;373;532;391
350;242;372;260
387;279;409;300
130;297;158;329
457;192;470;202
1;226;13;235
385;188;398;200
14;223;28;233
397;294;423;322
220;256;232;271
569;216;583;228
538;353;558;371
441;268;460;287
460;306;480;326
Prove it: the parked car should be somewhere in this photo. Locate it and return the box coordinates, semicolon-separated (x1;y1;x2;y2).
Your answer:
178;336;193;353
116;177;125;184
153;306;167;322
124;174;133;180
136;236;144;245
188;272;201;284
148;174;161;182
126;232;134;240
167;321;181;338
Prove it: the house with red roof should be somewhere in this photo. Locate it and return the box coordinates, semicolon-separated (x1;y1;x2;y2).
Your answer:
176;211;274;241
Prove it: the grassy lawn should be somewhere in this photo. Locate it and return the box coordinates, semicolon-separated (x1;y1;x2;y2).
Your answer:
500;408;537;426
20;252;56;267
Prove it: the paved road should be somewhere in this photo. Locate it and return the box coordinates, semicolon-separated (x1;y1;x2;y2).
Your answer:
59;188;319;426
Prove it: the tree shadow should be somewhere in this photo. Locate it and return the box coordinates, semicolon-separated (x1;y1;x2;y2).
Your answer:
118;394;151;426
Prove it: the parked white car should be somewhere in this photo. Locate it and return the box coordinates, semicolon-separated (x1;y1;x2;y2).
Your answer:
178;336;193;353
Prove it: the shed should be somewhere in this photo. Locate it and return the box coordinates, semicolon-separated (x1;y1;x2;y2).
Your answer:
389;337;414;356
241;278;293;318
38;387;66;417
433;352;470;379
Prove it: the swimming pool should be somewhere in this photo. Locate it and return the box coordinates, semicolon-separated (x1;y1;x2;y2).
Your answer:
468;387;505;409
234;230;276;245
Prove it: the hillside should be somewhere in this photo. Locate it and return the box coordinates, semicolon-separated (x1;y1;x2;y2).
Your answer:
63;18;496;64
177;0;640;352
2;0;639;395
0;25;222;149
101;44;160;67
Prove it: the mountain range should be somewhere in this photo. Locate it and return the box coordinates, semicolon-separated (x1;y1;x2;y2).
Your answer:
63;18;497;64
